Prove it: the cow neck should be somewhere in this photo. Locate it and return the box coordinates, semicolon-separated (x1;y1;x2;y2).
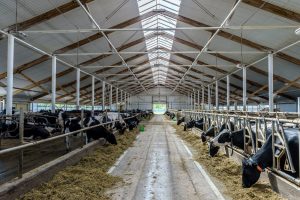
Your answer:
250;135;273;170
230;129;244;149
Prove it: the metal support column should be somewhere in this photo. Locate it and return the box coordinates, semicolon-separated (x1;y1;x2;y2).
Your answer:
128;94;130;110
197;90;200;110
124;92;127;110
116;88;119;111
202;86;204;110
51;56;56;113
91;76;95;116
109;85;112;111
227;75;230;110
268;53;274;112
6;35;14;116
242;66;247;111
208;85;211;110
102;81;105;111
193;92;197;110
298;97;300;117
191;92;193;110
121;90;123;105
76;69;80;110
215;81;219;110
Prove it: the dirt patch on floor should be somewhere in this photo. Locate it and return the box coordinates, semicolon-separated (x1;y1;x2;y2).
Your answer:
172;124;285;200
21;129;139;200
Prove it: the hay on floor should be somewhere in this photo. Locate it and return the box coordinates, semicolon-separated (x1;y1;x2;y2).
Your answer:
22;129;139;200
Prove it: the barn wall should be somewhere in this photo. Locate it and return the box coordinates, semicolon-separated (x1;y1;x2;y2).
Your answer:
129;95;189;110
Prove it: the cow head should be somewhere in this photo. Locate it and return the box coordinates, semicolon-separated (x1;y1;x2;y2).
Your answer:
184;120;195;131
201;125;215;143
64;117;82;133
107;132;117;145
242;158;261;188
177;117;185;125
208;129;232;157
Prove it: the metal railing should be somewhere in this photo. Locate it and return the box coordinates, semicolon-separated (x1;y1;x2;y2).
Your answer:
171;109;300;186
0;110;141;181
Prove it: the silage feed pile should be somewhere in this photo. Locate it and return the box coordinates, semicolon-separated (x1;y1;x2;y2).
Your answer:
22;130;139;200
173;125;284;200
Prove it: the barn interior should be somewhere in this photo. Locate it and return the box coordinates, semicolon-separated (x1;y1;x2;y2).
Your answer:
0;0;300;200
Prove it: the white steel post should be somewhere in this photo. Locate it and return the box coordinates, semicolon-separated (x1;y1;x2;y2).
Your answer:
297;97;300;117
202;86;204;110
208;85;211;110
227;75;230;110
102;81;105;111
187;93;190;109
242;66;247;111
268;53;274;112
193;92;196;110
6;35;14;116
190;92;193;110
128;93;131;110
124;93;127;110
76;69;80;110
51;56;56;113
91;76;95;116
116;88;119;111
121;90;123;104
109;85;112;110
215;81;219;110
197;90;200;110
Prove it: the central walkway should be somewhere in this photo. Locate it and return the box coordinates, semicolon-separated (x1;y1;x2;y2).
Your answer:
109;115;223;200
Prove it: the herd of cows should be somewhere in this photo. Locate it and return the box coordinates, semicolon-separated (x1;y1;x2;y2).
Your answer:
165;111;299;188
0;109;153;145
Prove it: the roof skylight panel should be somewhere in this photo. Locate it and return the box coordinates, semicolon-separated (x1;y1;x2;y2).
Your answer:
137;0;182;84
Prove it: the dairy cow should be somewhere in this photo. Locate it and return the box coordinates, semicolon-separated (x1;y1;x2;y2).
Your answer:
242;128;299;188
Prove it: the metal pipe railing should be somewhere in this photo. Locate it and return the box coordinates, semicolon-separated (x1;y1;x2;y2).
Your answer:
0;114;140;156
177;110;300;186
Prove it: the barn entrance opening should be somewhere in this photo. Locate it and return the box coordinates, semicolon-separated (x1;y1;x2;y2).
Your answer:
153;103;166;114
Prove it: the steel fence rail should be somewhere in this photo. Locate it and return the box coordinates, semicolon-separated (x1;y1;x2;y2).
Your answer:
0;114;141;156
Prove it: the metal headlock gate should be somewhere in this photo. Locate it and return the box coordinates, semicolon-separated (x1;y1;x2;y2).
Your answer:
168;109;300;186
0;110;141;181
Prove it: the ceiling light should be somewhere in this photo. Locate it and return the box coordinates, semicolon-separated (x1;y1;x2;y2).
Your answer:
295;28;300;35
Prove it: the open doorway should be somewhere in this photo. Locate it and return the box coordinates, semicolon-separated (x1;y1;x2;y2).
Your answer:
153;103;167;114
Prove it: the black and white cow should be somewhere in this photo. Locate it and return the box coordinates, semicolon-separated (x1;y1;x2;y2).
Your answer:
63;113;117;145
83;116;117;144
165;111;175;120
124;115;140;130
242;128;299;188
177;117;185;125
208;124;270;157
3;120;53;140
183;118;204;131
201;122;235;143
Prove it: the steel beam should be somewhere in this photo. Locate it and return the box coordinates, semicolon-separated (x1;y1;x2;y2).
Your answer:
268;53;274;112
76;69;80;110
243;66;247;111
51;56;56;113
6;35;14;116
102;81;105;110
91;76;95;115
227;75;230;110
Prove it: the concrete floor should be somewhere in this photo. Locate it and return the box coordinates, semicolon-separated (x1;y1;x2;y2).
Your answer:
108;115;225;200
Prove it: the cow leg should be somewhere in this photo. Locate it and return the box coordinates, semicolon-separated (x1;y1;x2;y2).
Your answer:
65;136;70;152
